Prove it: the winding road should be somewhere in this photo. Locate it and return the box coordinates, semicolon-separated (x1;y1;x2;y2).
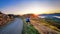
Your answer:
0;18;23;34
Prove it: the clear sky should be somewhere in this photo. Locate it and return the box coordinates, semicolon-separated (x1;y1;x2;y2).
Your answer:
0;0;60;15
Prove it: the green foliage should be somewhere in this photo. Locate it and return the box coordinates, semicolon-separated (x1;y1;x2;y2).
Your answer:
22;19;40;34
39;18;60;29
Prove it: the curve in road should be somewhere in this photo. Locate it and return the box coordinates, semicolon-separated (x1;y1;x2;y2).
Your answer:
0;18;23;34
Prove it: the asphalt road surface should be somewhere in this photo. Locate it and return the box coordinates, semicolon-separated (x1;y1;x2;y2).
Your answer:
0;18;23;34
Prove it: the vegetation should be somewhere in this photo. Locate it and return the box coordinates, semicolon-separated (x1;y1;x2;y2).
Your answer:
22;14;60;33
38;17;60;32
0;11;22;26
31;16;60;32
0;12;14;26
22;19;40;34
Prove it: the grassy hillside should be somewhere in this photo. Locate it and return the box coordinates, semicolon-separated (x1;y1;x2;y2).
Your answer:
38;17;60;32
30;16;60;32
22;19;40;34
22;14;60;33
40;17;60;29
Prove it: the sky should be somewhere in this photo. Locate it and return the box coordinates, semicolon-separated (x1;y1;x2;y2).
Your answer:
0;0;60;15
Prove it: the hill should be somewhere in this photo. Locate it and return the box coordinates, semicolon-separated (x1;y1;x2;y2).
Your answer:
0;12;14;26
39;13;60;16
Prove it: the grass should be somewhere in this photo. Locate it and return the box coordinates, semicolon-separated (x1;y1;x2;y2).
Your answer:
31;18;60;32
22;19;40;34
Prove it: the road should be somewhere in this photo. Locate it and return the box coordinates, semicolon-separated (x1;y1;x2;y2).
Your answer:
31;20;60;34
0;18;23;34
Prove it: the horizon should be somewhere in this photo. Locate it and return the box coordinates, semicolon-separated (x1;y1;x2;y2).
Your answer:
1;11;60;15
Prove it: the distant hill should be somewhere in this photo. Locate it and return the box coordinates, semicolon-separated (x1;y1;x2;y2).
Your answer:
39;13;60;16
22;14;36;18
38;13;60;20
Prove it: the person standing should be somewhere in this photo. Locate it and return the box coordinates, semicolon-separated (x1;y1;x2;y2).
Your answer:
26;17;30;26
